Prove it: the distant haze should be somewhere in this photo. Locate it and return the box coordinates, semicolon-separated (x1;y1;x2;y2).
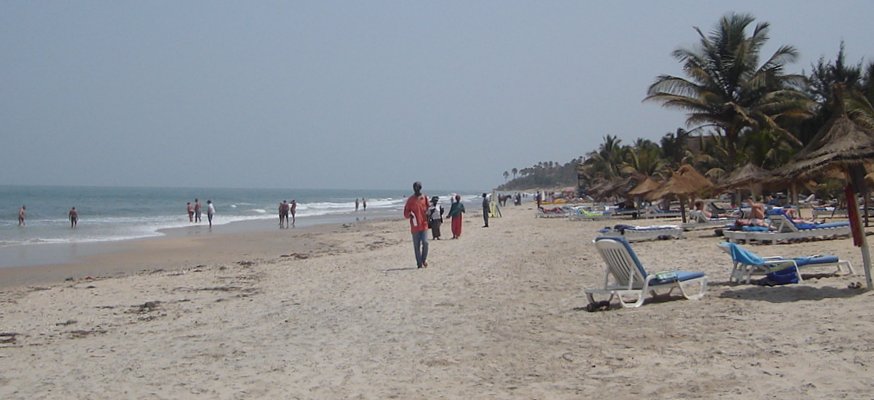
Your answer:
2;1;872;190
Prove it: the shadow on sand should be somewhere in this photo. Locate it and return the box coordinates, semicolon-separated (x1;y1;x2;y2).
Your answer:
383;267;420;273
719;284;868;303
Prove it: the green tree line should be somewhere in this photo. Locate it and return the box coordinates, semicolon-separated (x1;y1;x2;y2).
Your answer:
499;13;874;197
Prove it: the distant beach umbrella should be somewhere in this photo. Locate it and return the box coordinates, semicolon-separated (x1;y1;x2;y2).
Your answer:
647;165;714;223
627;176;663;197
719;162;771;190
718;162;773;203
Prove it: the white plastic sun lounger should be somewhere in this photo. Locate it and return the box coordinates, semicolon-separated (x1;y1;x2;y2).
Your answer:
598;224;683;242
585;236;707;308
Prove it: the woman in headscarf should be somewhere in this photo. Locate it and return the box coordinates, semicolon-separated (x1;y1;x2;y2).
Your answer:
446;194;465;239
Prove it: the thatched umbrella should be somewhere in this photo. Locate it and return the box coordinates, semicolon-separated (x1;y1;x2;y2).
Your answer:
627;176;663;214
719;162;771;201
584;180;610;200
647;165;714;223
776;88;874;289
627;176;662;197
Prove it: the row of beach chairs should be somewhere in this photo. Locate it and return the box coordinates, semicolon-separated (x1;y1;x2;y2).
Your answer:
584;236;854;309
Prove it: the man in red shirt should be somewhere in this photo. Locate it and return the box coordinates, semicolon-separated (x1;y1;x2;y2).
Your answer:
403;181;430;268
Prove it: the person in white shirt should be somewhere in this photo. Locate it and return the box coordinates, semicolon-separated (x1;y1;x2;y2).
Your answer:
207;200;216;228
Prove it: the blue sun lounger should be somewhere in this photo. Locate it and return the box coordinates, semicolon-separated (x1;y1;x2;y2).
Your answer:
718;242;854;284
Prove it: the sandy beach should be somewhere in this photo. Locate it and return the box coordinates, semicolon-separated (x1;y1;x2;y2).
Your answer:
1;205;873;399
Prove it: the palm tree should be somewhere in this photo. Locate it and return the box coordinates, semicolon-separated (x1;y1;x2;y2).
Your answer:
503;171;510;181
804;42;868;141
622;139;666;179
659;128;690;168
511;168;518;180
587;135;626;178
645;13;811;168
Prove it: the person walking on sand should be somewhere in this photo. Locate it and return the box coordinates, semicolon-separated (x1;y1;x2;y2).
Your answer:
187;202;194;222
290;199;297;227
362;198;366;211
206;200;215;228
403;181;429;268
355;198;359;211
18;205;26;226
427;196;444;240
68;207;78;228
481;193;490;228
446;194;465;239
194;198;202;223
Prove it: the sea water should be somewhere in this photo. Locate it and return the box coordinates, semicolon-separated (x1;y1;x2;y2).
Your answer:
0;185;477;255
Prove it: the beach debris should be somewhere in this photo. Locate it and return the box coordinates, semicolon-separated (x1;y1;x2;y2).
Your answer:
0;332;19;344
129;301;161;314
55;320;77;326
68;328;107;339
237;260;255;267
280;253;309;260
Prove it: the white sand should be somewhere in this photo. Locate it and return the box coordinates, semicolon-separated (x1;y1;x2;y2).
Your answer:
1;206;873;399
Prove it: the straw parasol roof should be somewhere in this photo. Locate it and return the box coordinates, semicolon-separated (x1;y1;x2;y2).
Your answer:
646;165;714;223
647;165;713;201
719;162;771;190
777;87;874;289
777;112;874;179
586;179;621;201
596;177;634;199
627;176;662;197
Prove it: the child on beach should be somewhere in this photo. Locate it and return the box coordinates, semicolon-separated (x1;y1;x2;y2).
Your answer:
428;196;444;240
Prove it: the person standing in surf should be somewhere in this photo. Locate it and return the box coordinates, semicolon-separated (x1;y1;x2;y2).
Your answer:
194;198;202;223
279;200;290;228
18;205;26;226
207;200;215;228
403;181;430;269
290;199;297;227
68;207;78;228
187;202;194;222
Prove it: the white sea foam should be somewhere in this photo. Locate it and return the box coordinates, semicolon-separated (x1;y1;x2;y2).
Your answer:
0;186;430;251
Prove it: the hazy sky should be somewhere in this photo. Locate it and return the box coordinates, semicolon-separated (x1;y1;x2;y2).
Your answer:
2;1;872;191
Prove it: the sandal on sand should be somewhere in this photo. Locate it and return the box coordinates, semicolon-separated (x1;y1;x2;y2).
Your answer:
849;282;863;289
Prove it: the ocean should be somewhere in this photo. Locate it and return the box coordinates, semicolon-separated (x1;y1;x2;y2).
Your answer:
0;185;478;261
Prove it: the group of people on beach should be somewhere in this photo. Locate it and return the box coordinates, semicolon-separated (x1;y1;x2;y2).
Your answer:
17;205;79;228
278;200;297;229
186;198;216;227
354;198;367;212
403;181;475;269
